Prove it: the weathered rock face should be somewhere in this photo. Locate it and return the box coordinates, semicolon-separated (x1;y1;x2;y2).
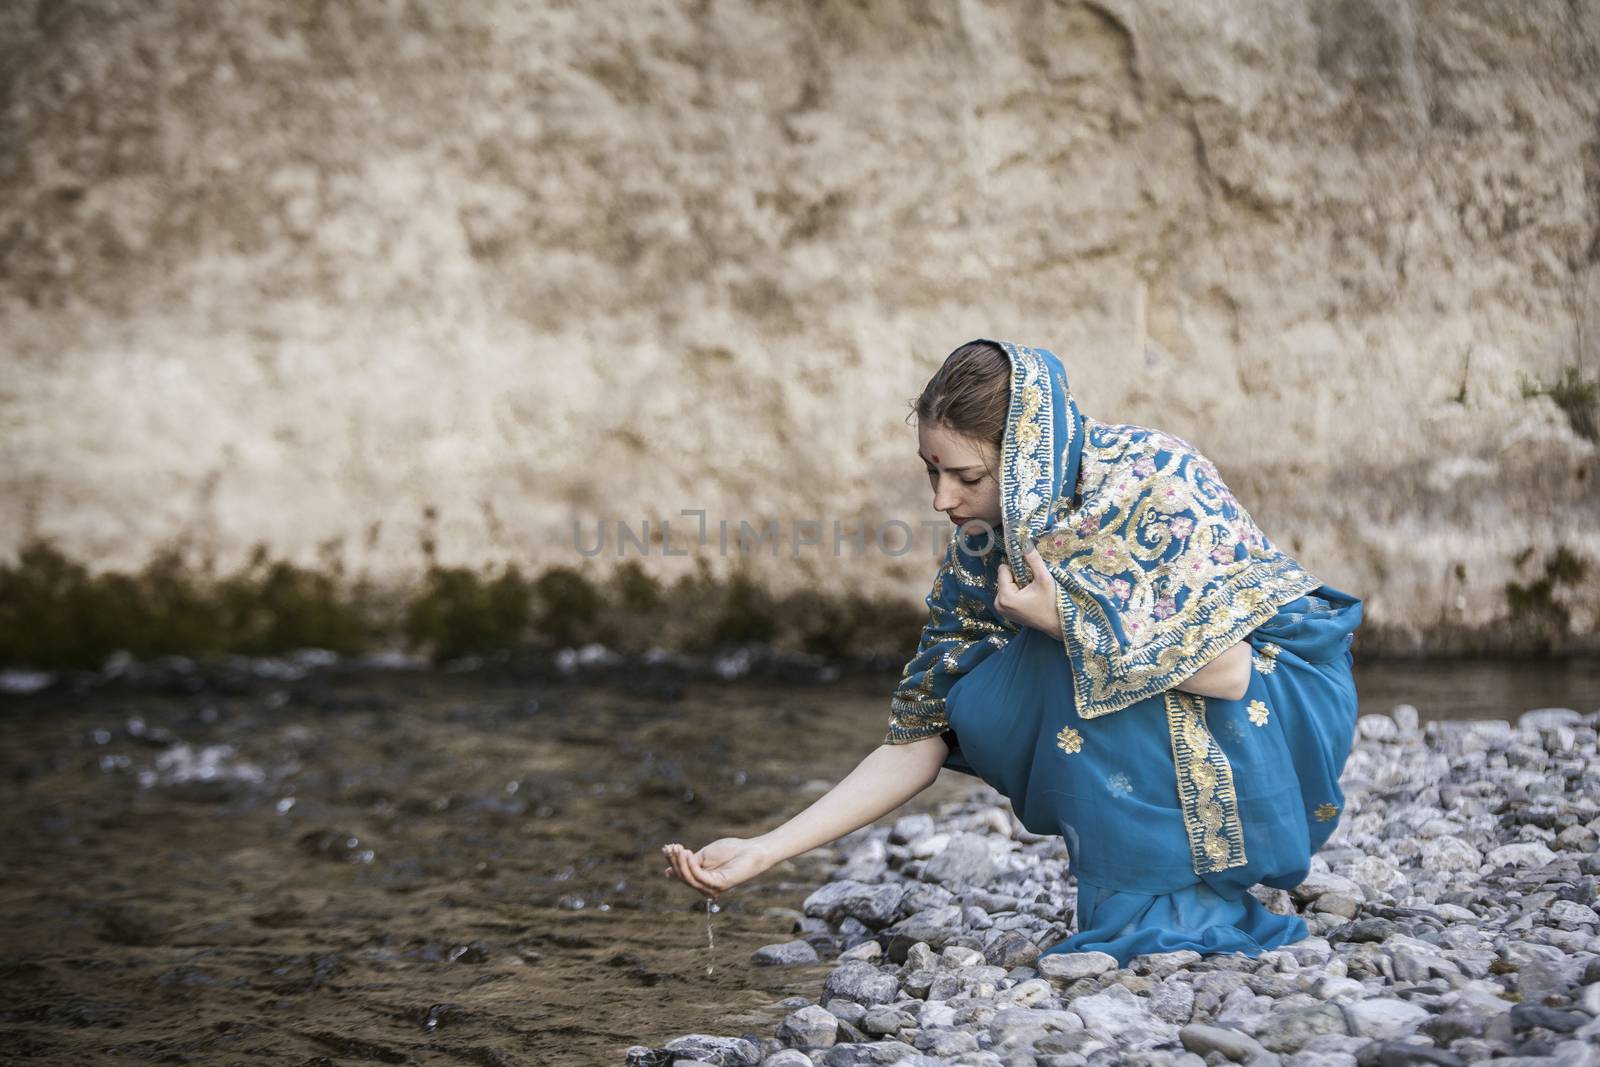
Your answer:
2;0;1597;648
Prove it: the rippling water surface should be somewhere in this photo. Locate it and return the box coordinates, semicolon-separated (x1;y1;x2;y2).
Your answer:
0;656;1594;1063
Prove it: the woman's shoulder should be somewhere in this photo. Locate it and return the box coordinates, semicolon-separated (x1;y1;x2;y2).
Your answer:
1082;416;1218;470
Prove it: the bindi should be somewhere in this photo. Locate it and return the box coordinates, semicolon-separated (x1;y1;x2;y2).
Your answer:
931;454;940;463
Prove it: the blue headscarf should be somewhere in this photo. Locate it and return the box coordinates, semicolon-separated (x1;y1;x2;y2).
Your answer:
886;339;1321;744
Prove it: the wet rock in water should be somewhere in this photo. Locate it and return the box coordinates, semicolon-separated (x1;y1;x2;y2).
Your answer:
98;903;169;946
297;828;375;863
416;1003;471;1032
752;939;820;966
662;1034;760;1065
446;941;490;964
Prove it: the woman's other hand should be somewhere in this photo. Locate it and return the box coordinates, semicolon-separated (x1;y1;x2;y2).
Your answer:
995;543;1063;640
661;837;774;900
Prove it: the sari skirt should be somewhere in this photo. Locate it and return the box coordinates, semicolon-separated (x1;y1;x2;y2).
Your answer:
942;585;1361;966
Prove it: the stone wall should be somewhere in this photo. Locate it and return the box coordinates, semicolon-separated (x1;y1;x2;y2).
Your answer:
2;0;1597;650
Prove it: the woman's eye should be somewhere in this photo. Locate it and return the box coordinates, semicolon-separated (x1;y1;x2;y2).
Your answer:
960;477;982;486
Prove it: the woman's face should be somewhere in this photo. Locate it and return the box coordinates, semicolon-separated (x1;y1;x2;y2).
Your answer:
917;421;1003;532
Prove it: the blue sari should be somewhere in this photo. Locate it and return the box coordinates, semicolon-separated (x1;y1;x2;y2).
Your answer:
885;340;1362;966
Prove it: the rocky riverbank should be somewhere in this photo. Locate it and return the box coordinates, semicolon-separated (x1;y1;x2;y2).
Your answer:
629;705;1600;1066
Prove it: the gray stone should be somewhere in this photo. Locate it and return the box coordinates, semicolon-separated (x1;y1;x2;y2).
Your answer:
1072;983;1180;1050
1179;1024;1271;1061
758;1051;813;1067
821;1041;920;1066
987;1006;1085;1050
1038;951;1119;981
988;930;1043;969
891;814;935;844
920;832;996;889
1292;871;1366;904
1486;842;1559;868
1135;950;1204;978
910;1028;980;1056
1510;1004;1588;1034
803;881;906;928
823;961;899;1007
1359;714;1400;741
837;941;882;963
1370;1041;1467;1067
1000;977;1056;1008
1315;894;1362;919
753;939;822;966
1548;900;1598;929
1343;998;1430;1040
939;944;985;969
858;1005;915;1037
664;1034;761;1066
1519;708;1584;731
1419;837;1481;874
777;1006;839;1050
1152;977;1198;1025
1257;1004;1350;1053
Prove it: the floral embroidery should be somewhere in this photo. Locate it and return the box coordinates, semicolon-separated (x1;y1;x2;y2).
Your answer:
1020;418;1322;720
1314;803;1339;822
1056;726;1083;754
1164;691;1247;873
1253;642;1282;676
1107;772;1132;797
1247;700;1270;727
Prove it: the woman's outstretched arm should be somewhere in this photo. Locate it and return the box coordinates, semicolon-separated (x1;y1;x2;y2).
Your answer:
661;734;950;899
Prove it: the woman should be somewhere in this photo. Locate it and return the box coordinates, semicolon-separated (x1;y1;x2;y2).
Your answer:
662;339;1362;965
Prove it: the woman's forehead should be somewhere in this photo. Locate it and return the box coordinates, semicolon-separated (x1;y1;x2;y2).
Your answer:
917;422;995;464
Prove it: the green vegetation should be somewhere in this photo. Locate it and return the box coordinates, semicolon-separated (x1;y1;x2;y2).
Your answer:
1504;545;1591;652
1521;364;1600;441
0;535;927;671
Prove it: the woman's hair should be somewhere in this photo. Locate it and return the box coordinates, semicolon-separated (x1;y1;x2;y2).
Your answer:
909;340;1012;452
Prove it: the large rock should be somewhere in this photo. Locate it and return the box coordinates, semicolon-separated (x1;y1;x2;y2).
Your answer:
1343;998;1431;1041
918;833;996;890
1070;983;1181;1051
803;881;906;928
822;961;900;1007
7;1;1598;654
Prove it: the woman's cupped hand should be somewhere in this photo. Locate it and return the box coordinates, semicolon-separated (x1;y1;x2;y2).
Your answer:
994;542;1064;640
661;837;774;900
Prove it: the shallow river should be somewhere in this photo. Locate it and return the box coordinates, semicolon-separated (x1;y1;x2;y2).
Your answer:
0;656;1594;1063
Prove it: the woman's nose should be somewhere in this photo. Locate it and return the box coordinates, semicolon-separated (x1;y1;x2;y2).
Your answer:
932;482;961;512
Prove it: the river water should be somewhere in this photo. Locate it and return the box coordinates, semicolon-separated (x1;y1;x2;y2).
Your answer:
0;656;1595;1063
